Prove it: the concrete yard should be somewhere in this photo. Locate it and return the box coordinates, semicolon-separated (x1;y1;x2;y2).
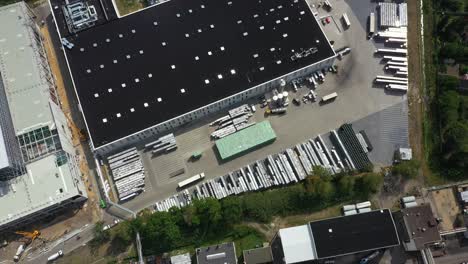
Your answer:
119;0;409;211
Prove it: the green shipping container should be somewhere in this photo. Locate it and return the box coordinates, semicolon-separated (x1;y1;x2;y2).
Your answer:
215;121;276;161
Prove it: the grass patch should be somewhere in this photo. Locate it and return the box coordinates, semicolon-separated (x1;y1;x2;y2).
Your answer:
114;0;146;16
281;203;343;227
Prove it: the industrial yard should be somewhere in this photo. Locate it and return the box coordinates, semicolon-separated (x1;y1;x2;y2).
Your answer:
0;0;426;262
109;0;411;211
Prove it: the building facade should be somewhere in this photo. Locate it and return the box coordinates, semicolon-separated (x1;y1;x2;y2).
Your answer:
0;2;87;231
94;56;335;155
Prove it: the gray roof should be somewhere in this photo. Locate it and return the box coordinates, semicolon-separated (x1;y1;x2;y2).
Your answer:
278;225;317;263
243;247;273;264
0;155;84;226
171;253;191;264
196;242;237;264
0;2;54;134
0;2;87;228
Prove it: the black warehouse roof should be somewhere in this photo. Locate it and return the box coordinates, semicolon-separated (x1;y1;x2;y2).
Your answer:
309;209;400;258
56;0;335;148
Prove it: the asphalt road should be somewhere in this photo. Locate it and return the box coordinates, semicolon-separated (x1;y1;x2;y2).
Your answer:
23;224;94;264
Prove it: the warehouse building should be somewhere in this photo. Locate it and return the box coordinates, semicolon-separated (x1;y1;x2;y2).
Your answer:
0;2;87;231
49;0;336;155
271;209;400;263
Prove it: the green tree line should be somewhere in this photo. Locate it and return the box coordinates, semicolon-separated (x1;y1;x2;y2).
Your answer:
99;167;383;255
426;0;468;179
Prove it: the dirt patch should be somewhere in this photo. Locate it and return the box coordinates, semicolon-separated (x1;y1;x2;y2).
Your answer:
406;0;433;184
428;188;461;231
41;23;101;221
245;204;343;241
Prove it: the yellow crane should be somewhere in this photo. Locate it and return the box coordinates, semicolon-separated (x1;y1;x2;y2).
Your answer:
13;230;41;261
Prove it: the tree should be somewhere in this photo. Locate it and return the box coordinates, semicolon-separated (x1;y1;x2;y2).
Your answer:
439;91;461;128
112;220;134;246
305;175;334;201
242;193;273;222
309;166;332;179
392;160;420;179
221;197;243;225
193;198;222;228
337;175;355;197
93;221;110;244
357;173;382;196
138;211;182;254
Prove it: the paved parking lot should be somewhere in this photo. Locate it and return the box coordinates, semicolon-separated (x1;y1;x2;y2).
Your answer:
121;0;409;211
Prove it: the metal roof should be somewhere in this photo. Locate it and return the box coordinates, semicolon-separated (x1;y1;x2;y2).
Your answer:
309;209;400;259
0;2;54;134
50;0;335;149
243;247;273;264
278;225;317;263
215;121;276;160
196;242;237;264
171;253;191;264
0;155;83;226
